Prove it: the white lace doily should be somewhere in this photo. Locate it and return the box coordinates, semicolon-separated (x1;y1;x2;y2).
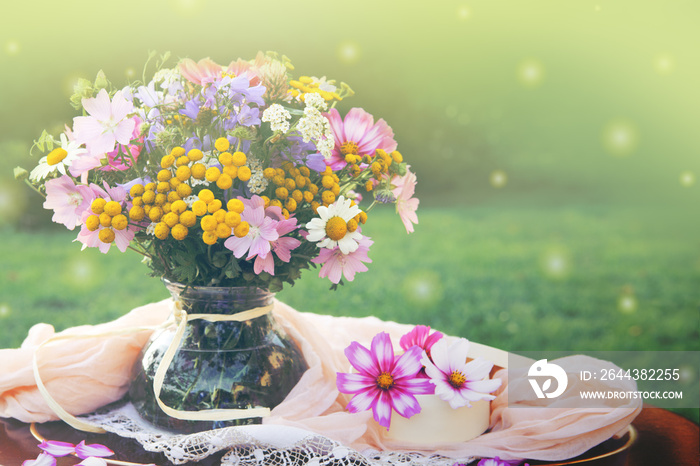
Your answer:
80;402;476;466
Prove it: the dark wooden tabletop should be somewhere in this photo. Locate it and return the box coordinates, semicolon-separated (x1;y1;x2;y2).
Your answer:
0;405;697;466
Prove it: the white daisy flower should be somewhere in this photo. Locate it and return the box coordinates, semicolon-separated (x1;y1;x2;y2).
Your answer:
30;133;86;181
305;196;363;254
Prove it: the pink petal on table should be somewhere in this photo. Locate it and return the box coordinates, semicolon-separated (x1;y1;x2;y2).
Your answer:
75;441;114;459
22;452;57;466
38;440;75;457
76;458;107;466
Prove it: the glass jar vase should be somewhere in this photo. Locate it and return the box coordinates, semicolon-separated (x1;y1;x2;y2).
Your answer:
129;279;308;433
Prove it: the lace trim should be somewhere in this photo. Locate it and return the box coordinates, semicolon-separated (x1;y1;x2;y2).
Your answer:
80;402;475;466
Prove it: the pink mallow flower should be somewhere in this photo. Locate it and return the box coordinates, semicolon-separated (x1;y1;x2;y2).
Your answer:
336;332;434;430
421;338;502;409
323;107;397;170
73;89;135;157
400;325;443;354
76;183;134;254
43;175;96;230
311;235;372;284
391;166;419;234
253;212;301;275
224;196;279;262
101;116;143;172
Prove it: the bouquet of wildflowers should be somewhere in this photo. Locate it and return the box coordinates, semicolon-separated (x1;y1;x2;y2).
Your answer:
18;51;419;290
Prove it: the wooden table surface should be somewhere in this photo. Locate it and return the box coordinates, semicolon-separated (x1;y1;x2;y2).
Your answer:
0;405;697;466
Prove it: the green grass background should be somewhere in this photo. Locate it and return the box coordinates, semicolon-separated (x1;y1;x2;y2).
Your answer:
2;206;697;353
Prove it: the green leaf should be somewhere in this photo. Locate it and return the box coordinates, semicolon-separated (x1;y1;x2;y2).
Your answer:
94;70;109;90
13;166;28;181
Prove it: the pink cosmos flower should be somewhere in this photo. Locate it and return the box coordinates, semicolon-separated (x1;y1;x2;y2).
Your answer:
224;196;279;262
178;57;261;86
399;325;443;354
391;166;419;234
337;332;434;429
76;183;134;254
43;175;96;230
421;338;502;409
323;107;397;170
311;235;373;284
73;89;135;157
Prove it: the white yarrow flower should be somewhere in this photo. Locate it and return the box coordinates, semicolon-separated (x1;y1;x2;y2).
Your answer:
262;104;291;133
246;156;269;194
183;195;198;208
317;132;335;159
304;92;327;111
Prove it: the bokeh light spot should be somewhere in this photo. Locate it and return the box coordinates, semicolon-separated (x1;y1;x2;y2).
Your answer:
5;40;19;56
654;54;675;75
0;304;10;318
167;0;205;16
540;247;571;280
64;257;99;289
126;67;136;79
517;59;544;87
402;270;443;307
680;171;695;187
0;185;23;226
337;41;361;65
457;5;471;21
618;295;637;314
603;120;638;156
678;365;696;384
489;170;507;188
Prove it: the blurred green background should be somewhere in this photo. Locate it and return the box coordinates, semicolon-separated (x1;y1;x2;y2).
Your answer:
0;0;698;390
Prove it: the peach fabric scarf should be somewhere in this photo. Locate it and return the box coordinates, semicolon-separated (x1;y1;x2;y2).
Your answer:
0;299;641;461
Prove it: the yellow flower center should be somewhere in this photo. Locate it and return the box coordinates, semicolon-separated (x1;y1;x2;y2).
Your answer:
448;370;467;389
325;216;347;241
47;148;68;166
340;141;359;155
376;372;394;390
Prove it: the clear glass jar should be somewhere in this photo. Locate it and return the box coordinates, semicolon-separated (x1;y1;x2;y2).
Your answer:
129;279;308;433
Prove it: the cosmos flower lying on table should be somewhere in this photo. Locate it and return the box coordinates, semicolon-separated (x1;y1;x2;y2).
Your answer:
17;51;419;290
336;326;502;429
